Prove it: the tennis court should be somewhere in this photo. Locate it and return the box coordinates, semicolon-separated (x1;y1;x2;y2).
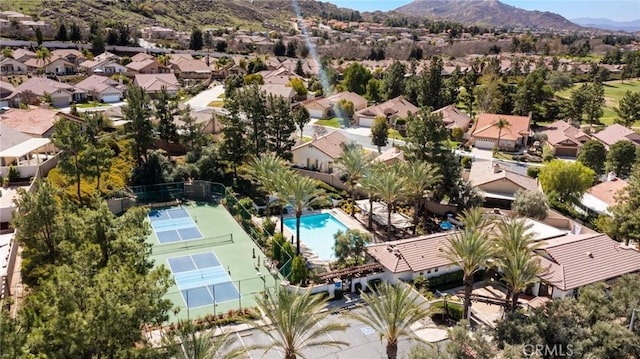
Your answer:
147;201;281;323
149;207;203;243
168;252;240;308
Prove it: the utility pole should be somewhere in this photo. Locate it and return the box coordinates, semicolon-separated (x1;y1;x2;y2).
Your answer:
630;308;638;331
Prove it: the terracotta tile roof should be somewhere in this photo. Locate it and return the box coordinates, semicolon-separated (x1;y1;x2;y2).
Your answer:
75;75;120;94
260;84;295;99
470;164;540;193
538;120;590;146
292;130;348;159
593;124;640;147
172;58;211;73
134;73;180;92
472;113;531;141
126;58;160;71
366;232;454;273
0;108;62;136
130;53;154;62
0;123;32;151
355;96;418;120
587;179;628;207
8;76;72;98
311;92;368;111
537;233;640;291
374;147;404;163
0;80;14;98
433;105;472;130
12;48;36;60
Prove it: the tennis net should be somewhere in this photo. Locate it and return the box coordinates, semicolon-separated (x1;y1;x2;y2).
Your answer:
151;233;234;255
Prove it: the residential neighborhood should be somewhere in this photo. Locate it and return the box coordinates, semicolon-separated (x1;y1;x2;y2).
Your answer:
0;2;639;359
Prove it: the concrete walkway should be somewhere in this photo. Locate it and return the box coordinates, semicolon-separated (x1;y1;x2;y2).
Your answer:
185;85;225;110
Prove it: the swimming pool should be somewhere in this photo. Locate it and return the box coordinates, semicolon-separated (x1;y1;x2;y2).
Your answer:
283;213;348;261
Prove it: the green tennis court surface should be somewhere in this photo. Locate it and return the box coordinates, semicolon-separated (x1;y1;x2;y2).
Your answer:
147;202;279;323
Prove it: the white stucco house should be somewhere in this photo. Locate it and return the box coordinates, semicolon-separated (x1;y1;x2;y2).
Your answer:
291;131;348;173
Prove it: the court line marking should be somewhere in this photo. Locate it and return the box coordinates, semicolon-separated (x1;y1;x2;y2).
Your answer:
236;332;254;359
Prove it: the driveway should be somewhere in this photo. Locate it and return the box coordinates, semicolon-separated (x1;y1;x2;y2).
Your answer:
185;85;225;110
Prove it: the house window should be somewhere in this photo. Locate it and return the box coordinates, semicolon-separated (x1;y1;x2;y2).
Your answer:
434;267;439;272
314;159;319;169
306;158;310;168
328;161;334;173
427;269;431;274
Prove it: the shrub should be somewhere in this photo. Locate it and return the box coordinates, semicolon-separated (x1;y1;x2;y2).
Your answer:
451;127;464;142
290;255;308;285
526;166;540;178
263;217;276;236
429;300;463;322
461;156;472;169
7;166;20;182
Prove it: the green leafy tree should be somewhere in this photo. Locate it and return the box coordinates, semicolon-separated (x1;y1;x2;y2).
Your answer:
55;23;68;41
577;139;607;175
341;62;372;95
51;118;88;202
180;106;208;153
447;321;496;359
539;160;594;202
610;165;640;244
370;163;407;241
91;32;105;55
333;229;371;265
546;70;573;92
220;96;248;181
334;99;354;121
402;160;441;226
84;112;113;190
440;208;494;320
293;106;310;139
123;85;154;164
578;81;605;130
365;78;384;103
155;87;179;148
349;282;432;359
2;47;12;58
288;77;307;97
290;255;308;285
614;90;640;128
237;84;268;157
513;69;553;117
286;41;297;58
273;40;286;56
511;190;548;220
606;140;637;178
286;174;325;255
266;94;297;160
336;143;369;217
69;23;82;42
35;27;43;45
370;116;389;153
476;73;508;114
189;27;203;50
251;288;348;358
383;61;406;100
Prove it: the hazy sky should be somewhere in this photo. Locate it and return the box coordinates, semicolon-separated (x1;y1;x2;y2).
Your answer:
325;0;640;22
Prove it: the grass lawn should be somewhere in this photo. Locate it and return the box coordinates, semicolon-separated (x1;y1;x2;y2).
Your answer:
207;100;225;108
555;80;640;126
217;93;225;99
314;118;341;128
75;102;111;108
493;151;514;160
388;129;404;140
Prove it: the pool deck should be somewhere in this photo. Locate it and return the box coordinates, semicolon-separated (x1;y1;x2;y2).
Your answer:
276;208;370;267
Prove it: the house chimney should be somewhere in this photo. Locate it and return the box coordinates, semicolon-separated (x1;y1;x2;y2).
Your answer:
607;171;617;181
312;133;317;141
493;163;502;173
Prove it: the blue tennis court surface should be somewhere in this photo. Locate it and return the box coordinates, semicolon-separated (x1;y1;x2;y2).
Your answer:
167;252;239;308
148;207;203;243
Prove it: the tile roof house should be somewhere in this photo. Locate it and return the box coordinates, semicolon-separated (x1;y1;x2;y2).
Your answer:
580;177;628;216
534;233;640;298
592;124;640;149
79;58;127;75
374;147;404;165
303;92;368;119
51;49;86;66
0;107;84;138
432;105;472;131
292;130;348;173
537;120;591;157
0;57;28;75
260;84;296;103
471;113;532;150
258;67;302;86
469;162;540;208
5;77;77;107
130;53;155;62
24;57;77;75
354;96;418;128
126;58;169;75
169;57;212;79
74;75;124;103
11;48;36;63
0;80;14;107
133;73;180;96
366;232;461;281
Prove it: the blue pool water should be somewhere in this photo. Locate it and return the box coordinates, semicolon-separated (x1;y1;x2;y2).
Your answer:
283;213;348;261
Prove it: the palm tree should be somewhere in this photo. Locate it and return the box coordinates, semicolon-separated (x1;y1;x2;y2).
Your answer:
36;46;52;67
251;288;348;359
157;54;171;66
286;174;325;255
349;282;432;359
163;320;244;359
494;217;545;311
440;208;495;321
401;161;442;229
248;154;291;232
360;168;379;230
336;143;369;217
371;163;406;241
494;117;510;151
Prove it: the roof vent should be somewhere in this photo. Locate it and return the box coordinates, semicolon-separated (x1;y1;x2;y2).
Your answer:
586;252;593;258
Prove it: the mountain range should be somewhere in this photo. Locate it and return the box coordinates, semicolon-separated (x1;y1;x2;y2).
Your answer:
571;18;640;32
394;0;581;30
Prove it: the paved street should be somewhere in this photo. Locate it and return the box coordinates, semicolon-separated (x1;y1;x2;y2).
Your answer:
185;85;225;110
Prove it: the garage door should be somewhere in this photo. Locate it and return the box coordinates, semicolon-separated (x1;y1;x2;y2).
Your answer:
52;97;69;108
102;94;121;103
358;117;374;128
555;147;577;157
474;138;495;149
